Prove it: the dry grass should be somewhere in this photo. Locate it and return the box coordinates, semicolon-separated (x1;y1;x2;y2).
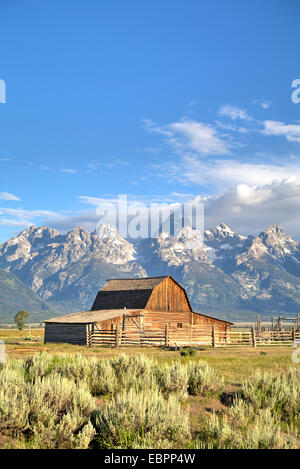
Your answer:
0;328;296;383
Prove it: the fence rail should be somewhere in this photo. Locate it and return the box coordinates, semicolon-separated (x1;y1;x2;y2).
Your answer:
87;325;300;348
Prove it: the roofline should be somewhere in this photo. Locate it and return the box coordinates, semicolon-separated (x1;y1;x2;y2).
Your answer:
44;321;95;324
105;276;168;281
192;311;233;325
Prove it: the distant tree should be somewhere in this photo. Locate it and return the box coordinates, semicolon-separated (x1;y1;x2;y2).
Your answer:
14;310;30;331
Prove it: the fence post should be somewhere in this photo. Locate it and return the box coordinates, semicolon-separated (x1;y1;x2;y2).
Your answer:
212;325;215;348
86;324;92;347
115;325;121;348
224;325;228;344
165;324;169;347
252;326;256;348
292;326;296;344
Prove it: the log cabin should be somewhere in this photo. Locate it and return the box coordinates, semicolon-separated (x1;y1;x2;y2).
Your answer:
44;276;232;345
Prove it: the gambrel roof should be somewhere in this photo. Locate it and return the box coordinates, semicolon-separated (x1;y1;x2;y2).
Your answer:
90;276;170;311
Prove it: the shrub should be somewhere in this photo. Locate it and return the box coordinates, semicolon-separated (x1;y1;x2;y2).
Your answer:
91;388;191;449
155;361;189;399
196;405;296;449
187;361;224;396
0;366;29;434
180;347;196;357
89;360;118;395
239;368;300;431
0;359;96;449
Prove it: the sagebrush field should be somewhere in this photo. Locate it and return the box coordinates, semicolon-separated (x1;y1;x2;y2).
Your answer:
0;329;299;449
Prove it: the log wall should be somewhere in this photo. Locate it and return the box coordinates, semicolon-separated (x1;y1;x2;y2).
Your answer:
143;310;192;330
192;312;229;332
44;323;87;345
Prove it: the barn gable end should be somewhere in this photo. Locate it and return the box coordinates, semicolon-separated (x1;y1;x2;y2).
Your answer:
145;276;192;312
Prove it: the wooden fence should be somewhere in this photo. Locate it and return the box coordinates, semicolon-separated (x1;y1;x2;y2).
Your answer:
87;328;165;347
87;325;300;348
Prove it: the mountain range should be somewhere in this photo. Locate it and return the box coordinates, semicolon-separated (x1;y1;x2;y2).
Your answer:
1;222;300;322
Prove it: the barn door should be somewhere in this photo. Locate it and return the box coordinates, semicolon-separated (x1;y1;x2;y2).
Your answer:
122;310;143;331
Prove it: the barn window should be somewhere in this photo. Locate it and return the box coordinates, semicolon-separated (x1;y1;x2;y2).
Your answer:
177;323;183;328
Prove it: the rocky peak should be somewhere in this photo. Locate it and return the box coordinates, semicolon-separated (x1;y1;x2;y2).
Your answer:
156;227;209;266
259;224;294;245
177;226;204;244
258;225;298;258
0;225;60;266
205;223;237;241
66;226;91;244
97;223;120;240
95;223;136;265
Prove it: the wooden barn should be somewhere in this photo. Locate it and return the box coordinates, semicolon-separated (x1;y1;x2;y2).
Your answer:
44;276;232;346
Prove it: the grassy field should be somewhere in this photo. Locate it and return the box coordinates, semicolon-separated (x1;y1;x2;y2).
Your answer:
0;328;297;381
0;329;299;449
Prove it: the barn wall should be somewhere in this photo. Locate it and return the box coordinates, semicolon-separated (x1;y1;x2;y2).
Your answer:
44;323;87;345
96;313;144;332
146;277;191;312
96;316;122;330
192;313;230;332
143;310;192;330
94;310;230;333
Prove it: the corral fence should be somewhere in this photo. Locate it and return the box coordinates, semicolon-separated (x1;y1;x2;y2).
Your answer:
87;324;300;348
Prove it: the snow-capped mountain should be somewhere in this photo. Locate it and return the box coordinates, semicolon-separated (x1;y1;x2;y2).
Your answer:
0;224;145;311
1;222;300;320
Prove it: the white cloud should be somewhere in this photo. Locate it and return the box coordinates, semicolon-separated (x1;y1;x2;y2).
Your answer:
168;120;231;155
261;100;272;109
204;178;300;240
144;118;231;156
142;118;173;136
0;192;21;201
219;105;253;121
39;180;300;241
60;168;78;174
263;120;300;143
0;208;59;228
156;156;300;191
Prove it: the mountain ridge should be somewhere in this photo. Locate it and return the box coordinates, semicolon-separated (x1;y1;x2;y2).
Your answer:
1;222;300;321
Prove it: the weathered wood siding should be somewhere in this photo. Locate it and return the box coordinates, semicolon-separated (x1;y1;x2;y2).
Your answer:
146;277;192;312
97;312;144;331
44;323;87;345
143;310;192;330
192;313;230;332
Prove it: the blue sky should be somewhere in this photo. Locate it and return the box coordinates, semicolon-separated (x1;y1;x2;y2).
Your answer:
1;0;300;242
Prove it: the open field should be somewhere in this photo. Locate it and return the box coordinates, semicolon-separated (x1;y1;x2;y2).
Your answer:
0;328;297;380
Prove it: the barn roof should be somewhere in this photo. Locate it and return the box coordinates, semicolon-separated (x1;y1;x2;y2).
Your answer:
44;309;140;324
193;311;233;325
101;277;168;291
91;276;169;311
